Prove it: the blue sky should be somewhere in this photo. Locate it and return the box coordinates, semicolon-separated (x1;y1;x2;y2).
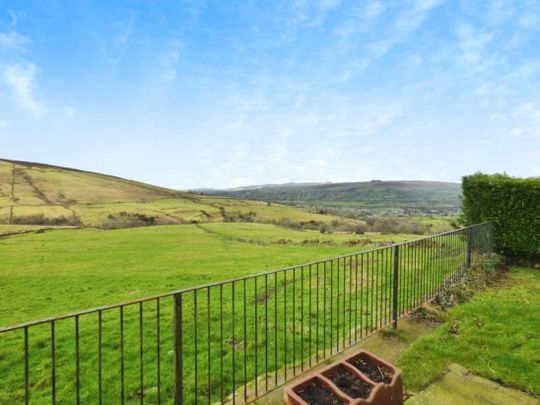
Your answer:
0;0;539;189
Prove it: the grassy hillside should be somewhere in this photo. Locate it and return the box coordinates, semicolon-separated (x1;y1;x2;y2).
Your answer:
0;159;345;227
202;180;461;211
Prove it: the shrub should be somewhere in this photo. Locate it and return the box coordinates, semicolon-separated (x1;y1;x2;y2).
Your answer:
13;214;82;226
101;212;157;229
461;173;540;259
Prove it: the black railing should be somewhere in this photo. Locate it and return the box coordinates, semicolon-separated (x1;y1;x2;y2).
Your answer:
0;223;494;404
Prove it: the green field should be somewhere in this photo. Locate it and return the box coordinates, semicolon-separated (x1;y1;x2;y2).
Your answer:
0;222;471;404
0;222;418;326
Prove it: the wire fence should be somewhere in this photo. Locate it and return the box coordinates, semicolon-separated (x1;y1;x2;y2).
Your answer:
0;222;494;404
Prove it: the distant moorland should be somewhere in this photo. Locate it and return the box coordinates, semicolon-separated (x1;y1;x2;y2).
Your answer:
199;180;461;216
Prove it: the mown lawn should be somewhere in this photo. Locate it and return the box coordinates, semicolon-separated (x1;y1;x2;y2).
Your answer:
397;267;540;395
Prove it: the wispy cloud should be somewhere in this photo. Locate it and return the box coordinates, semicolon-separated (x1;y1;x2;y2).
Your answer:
455;23;493;66
0;30;28;50
158;39;182;83
2;63;47;118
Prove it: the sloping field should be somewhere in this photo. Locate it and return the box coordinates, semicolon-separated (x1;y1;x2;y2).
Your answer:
0;159;346;227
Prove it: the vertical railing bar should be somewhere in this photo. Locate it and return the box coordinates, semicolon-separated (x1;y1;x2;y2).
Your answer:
174;294;183;405
255;277;258;395
309;264;312;368
410;242;414;313
385;248;390;327
443;234;447;289
435;236;442;283
220;285;224;404
316;262;320;362
140;302;144;405
368;252;375;334
274;272;278;388
293;267;296;373
417;239;421;307
376;250;380;330
440;234;444;294
120;307;125;405
244;279;247;403
24;326;29;405
384;248;389;326
75;315;80;405
51;320;56;405
336;258;340;353
408;242;413;312
415;240;420;307
381;249;385;328
265;274;269;390
430;235;438;298
232;281;236;405
381;249;386;327
348;256;352;346
156;299;161;405
354;254;358;342
421;237;425;305
392;245;399;329
343;257;347;348
330;260;333;354
300;267;304;372
360;253;364;339
283;271;287;382
207;287;211;405
398;245;403;315
194;290;198;403
323;261;327;358
431;238;435;299
98;310;103;405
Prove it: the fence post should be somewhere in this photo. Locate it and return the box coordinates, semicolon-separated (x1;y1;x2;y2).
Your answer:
392;245;399;329
174;294;183;405
466;228;472;268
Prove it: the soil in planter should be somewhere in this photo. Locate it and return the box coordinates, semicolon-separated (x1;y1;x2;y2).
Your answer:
295;380;346;405
325;365;373;399
348;357;393;384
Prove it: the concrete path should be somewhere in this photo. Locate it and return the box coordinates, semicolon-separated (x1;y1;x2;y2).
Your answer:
406;363;539;405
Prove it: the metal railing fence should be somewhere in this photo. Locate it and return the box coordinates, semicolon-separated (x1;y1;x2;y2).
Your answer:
0;223;494;404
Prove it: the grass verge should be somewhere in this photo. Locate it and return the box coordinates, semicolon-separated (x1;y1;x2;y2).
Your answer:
397;266;540;395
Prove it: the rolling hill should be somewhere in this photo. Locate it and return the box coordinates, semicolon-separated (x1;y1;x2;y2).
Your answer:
0;159;344;227
200;180;462;212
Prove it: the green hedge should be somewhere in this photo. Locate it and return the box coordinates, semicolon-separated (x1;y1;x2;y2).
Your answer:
461;173;540;259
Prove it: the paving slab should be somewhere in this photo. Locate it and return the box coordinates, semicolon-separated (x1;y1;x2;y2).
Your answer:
406;363;539;405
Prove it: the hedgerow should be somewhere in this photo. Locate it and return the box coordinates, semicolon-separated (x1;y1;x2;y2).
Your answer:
461;173;540;258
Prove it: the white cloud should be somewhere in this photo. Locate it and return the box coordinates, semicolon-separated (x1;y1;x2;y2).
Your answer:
159;39;182;83
0;30;28;50
2;63;47;118
455;23;493;65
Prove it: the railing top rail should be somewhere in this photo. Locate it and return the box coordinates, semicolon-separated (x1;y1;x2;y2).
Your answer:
0;222;493;333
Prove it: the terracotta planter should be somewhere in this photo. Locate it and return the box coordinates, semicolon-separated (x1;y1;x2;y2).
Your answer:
284;350;403;405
